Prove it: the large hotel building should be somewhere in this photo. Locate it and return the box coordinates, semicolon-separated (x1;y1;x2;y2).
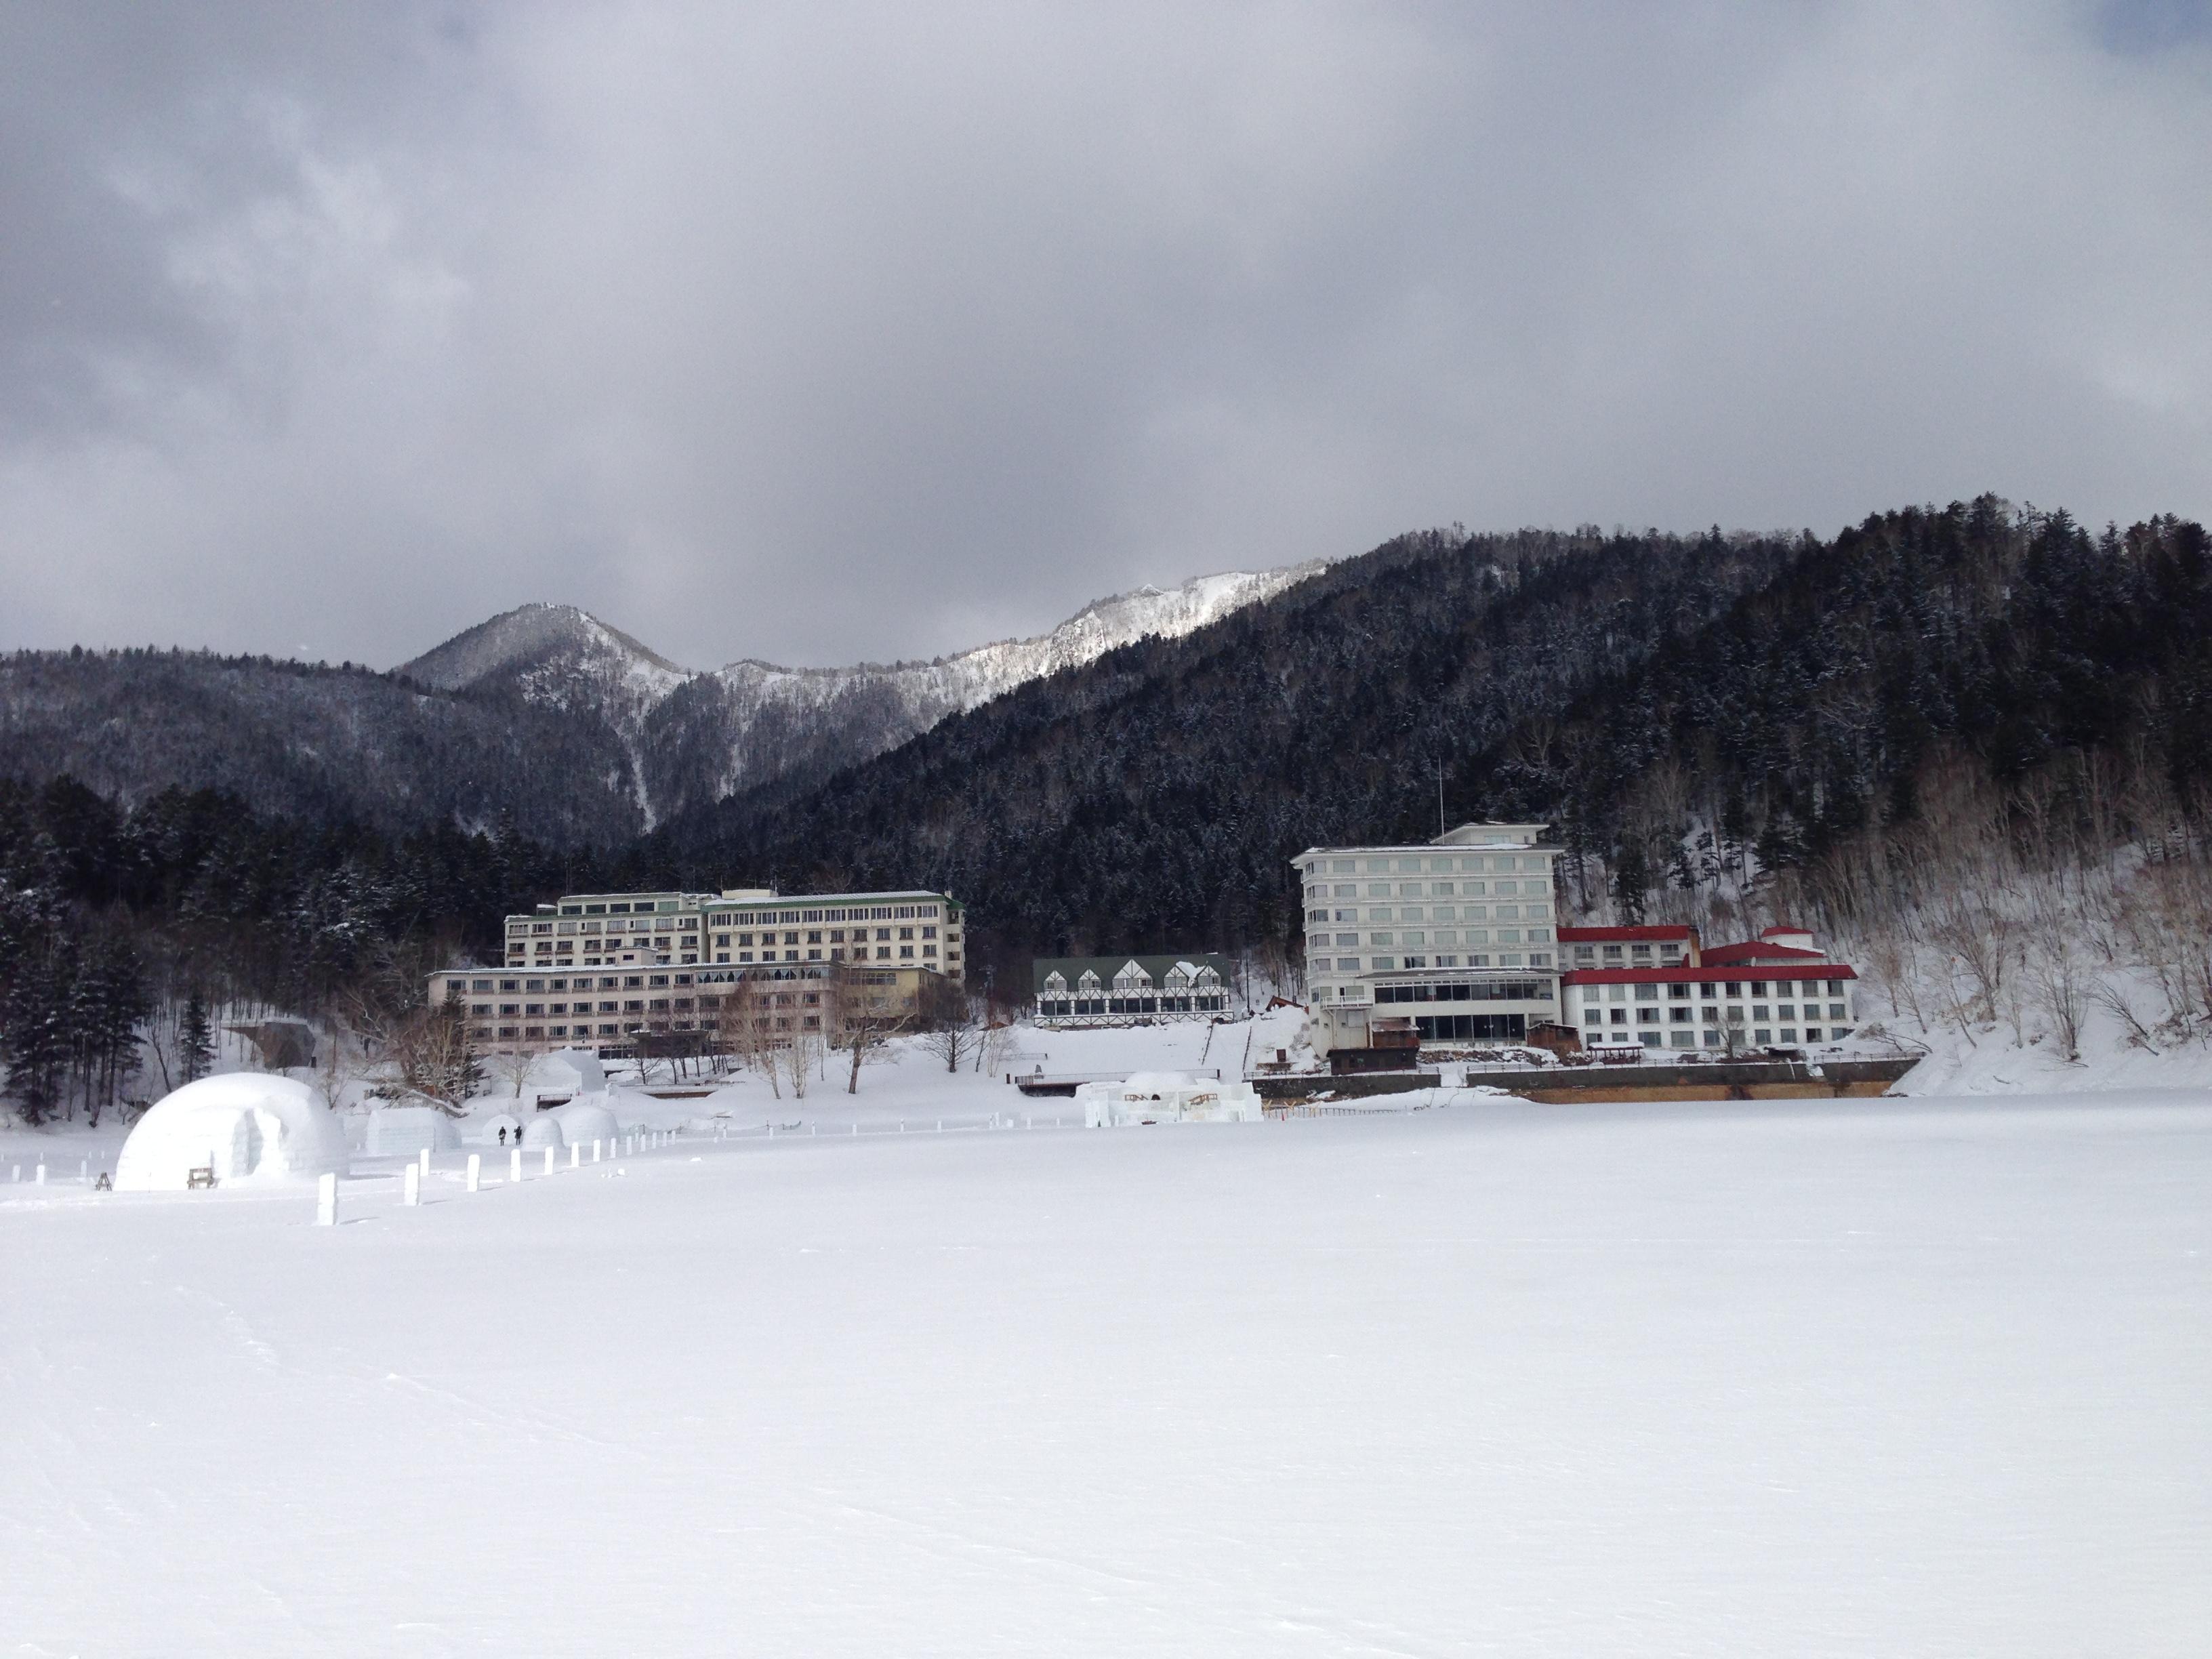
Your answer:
430;885;965;1054
1292;822;1563;1051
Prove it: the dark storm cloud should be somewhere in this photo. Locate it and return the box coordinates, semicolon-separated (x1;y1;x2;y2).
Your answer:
1;1;2207;670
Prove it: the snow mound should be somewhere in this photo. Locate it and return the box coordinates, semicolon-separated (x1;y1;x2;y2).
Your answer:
1080;1070;1264;1127
364;1105;462;1156
116;1076;350;1190
476;1111;524;1145
520;1114;566;1149
538;1048;608;1098
549;1101;619;1146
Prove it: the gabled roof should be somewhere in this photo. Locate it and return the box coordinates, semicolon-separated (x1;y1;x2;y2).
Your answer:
1032;954;1232;994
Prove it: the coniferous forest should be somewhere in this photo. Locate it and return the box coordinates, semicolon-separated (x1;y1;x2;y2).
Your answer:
6;496;2212;1116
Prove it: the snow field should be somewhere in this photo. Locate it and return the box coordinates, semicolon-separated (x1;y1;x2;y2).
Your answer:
5;1089;2209;1656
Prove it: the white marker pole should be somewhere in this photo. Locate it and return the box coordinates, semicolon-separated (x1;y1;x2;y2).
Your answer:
510;1148;523;1183
35;1164;47;1186
466;1153;481;1193
594;1139;603;1162
316;1171;337;1226
402;1163;420;1206
543;1146;555;1176
571;1143;581;1168
80;1158;89;1179
418;1147;430;1179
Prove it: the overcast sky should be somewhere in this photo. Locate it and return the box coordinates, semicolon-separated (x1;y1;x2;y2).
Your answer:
2;2;2208;671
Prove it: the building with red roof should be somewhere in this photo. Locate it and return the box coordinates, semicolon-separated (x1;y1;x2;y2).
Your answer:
1561;926;1860;1052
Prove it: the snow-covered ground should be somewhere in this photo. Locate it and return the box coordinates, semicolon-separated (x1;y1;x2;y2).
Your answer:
5;1071;2207;1656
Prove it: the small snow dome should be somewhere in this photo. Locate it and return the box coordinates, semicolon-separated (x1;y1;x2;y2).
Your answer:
478;1111;524;1145
520;1113;566;1149
549;1100;617;1146
117;1075;350;1190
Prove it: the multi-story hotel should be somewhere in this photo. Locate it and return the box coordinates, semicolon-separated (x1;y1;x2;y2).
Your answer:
1558;924;1860;1051
1292;823;1564;1052
434;884;966;1054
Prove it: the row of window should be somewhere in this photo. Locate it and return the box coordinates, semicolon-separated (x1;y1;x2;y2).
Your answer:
1036;995;1227;1017
1569;943;1685;963
1324;927;1555;949
1306;878;1541;903
1312;903;1550;924
710;904;942;927
714;945;934;966
1582;1003;1849;1026
454;972;703;994
1597;1028;1849;1050
1412;1014;1529;1041
714;925;932;947
1578;978;1849;1002
1374;981;1546;1004
1306;854;1547;876
1322;945;1557;972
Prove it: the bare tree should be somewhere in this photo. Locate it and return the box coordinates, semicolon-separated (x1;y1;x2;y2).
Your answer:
2023;922;2085;1062
827;965;913;1094
377;998;482;1114
916;976;984;1073
491;1044;540;1099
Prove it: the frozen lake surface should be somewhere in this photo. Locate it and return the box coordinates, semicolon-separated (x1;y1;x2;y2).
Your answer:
5;1090;2207;1656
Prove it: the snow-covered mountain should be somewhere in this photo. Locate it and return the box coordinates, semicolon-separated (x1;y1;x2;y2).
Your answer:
400;565;1323;825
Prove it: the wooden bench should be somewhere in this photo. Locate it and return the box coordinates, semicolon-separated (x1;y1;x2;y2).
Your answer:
186;1166;218;1189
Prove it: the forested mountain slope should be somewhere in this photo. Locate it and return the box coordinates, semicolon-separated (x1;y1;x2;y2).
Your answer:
659;499;2212;983
0;649;644;844
654;523;1799;965
0;568;1322;845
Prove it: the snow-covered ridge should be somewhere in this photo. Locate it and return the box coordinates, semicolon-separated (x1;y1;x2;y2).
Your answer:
398;564;1324;819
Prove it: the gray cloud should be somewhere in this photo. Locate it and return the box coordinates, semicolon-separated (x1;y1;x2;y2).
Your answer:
1;1;2207;671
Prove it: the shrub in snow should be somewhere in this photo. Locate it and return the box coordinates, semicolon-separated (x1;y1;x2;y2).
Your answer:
1079;1071;1264;1128
364;1105;464;1157
116;1076;350;1190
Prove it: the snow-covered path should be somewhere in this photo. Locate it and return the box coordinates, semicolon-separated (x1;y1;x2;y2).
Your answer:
5;1094;2207;1656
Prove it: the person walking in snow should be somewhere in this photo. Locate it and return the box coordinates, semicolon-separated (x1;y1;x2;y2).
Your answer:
497;1125;508;1147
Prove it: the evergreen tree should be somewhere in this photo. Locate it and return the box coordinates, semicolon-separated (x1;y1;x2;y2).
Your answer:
179;991;216;1084
1;954;71;1126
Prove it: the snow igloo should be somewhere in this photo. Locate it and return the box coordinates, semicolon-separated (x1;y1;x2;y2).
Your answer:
519;1113;566;1149
116;1076;351;1190
476;1110;525;1146
1078;1071;1265;1128
549;1099;619;1147
364;1103;463;1157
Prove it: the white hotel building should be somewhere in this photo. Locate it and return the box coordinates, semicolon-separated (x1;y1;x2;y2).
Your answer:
1292;823;1563;1052
433;884;965;1054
